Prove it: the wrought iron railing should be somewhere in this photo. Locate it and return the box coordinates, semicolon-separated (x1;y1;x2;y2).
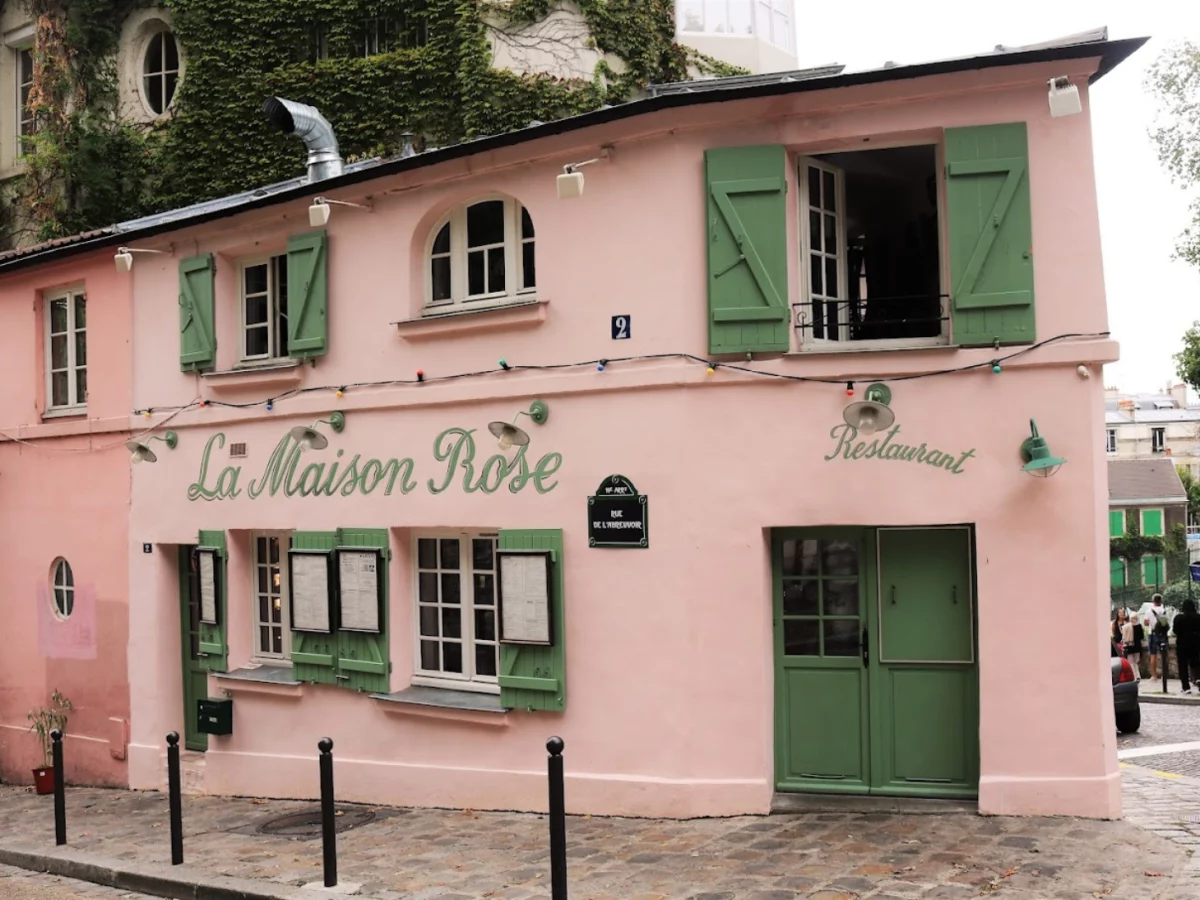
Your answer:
793;294;949;342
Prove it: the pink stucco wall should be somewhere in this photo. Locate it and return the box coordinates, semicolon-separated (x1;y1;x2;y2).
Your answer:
122;57;1119;817
0;254;132;786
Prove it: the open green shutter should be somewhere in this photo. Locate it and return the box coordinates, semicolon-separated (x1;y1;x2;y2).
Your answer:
1143;555;1164;587
1142;509;1164;537
336;527;390;693
945;123;1035;347
290;531;339;685
179;254;217;372
287;230;328;358
1109;510;1125;537
705;145;790;355
197;530;228;671
1110;558;1125;588
498;529;565;712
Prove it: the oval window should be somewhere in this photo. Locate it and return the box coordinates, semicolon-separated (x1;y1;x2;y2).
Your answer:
51;558;74;619
142;29;180;115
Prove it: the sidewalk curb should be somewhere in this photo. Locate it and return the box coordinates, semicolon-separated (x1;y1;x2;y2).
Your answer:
1140;694;1200;706
0;843;370;900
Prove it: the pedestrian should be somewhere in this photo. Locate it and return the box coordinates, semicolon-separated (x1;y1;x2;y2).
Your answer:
1172;598;1200;694
1121;608;1140;675
1112;608;1126;646
1140;594;1170;681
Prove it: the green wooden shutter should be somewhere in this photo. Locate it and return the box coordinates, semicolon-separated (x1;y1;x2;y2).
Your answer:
1109;510;1125;537
705;145;790;356
287;230;328;359
945;123;1035;347
335;527;390;694
1142;509;1164;537
197;530;228;672
1110;558;1126;588
290;531;339;685
179;254;217;372
498;529;565;712
1143;555;1165;587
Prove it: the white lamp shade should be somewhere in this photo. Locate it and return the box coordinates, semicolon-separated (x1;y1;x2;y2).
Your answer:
289;425;328;450
556;171;585;199
115;252;133;273
309;201;332;227
489;421;530;449
1048;80;1082;118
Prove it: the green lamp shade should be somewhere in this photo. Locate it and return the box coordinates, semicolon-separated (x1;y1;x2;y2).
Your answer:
1020;419;1066;477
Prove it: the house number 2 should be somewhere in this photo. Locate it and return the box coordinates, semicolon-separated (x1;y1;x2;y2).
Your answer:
611;315;631;340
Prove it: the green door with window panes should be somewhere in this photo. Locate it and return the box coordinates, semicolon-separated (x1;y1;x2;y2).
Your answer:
178;546;208;752
773;527;978;798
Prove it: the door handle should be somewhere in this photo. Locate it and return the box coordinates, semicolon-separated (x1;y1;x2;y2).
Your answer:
861;628;869;667
890;585;896;605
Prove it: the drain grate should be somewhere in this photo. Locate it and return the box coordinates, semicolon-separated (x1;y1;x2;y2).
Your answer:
256;806;377;837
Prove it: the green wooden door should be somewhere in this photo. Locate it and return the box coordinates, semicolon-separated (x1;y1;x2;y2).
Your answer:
773;528;872;792
178;546;208;752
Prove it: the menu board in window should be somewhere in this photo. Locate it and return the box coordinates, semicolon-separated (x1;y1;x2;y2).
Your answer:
337;548;382;633
288;550;333;634
196;548;220;626
497;550;553;646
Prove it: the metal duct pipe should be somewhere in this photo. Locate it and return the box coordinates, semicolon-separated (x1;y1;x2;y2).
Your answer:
262;97;344;182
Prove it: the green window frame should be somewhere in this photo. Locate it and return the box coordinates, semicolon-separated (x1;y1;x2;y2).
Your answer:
1109;510;1125;538
1142;554;1165;588
1141;509;1164;537
1110;558;1126;588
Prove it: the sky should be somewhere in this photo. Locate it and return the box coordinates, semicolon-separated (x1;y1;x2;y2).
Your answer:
790;1;1200;395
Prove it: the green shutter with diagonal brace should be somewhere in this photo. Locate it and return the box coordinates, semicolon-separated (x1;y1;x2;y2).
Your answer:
287;230;328;359
335;527;390;694
498;529;565;712
179;254;217;371
290;531;339;685
705;145;790;355
196;530;228;672
945;123;1035;347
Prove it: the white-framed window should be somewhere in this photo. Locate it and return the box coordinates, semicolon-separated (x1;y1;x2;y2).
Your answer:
797;145;947;350
240;255;289;363
413;534;500;691
1152;427;1166;453
1106;429;1117;454
141;28;180;115
45;288;86;413
676;0;789;47
16;45;34;146
50;558;74;620
425;198;535;313
252;534;290;661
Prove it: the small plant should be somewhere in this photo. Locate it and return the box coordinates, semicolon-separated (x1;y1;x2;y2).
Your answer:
27;690;73;769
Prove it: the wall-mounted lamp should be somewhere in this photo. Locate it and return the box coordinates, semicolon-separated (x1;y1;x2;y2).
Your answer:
309;196;372;228
126;430;178;464
289;412;346;450
843;383;894;435
114;247;170;273
1048;77;1082;118
1020;419;1066;477
556;147;613;199
488;401;549;450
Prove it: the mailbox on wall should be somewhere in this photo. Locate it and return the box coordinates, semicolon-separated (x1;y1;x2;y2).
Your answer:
197;698;233;736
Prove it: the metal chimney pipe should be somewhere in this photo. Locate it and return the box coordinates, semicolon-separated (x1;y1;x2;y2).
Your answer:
262;97;344;182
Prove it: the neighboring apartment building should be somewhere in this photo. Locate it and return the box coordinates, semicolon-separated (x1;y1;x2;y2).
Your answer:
1105;384;1200;482
0;28;1142;822
1108;459;1187;591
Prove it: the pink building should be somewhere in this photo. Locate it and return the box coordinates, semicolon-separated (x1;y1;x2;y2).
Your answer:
0;245;133;786
0;30;1144;819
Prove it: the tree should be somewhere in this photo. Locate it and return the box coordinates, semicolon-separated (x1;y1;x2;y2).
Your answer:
1180;466;1200;525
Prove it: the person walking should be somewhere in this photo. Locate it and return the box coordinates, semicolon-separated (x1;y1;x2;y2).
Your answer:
1121;608;1141;676
1172;599;1200;694
1140;594;1170;681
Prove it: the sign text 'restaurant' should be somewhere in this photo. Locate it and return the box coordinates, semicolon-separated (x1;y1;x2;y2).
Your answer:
824;424;975;475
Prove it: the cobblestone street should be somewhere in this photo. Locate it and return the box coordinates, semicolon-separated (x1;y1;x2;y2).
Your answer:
0;864;157;899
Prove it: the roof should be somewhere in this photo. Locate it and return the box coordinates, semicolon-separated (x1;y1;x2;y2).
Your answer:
1106;409;1200;425
0;29;1147;275
1108;459;1187;505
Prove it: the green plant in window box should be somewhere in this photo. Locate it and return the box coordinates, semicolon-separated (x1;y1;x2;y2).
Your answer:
27;689;73;795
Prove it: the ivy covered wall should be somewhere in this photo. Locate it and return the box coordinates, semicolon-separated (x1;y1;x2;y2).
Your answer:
2;0;740;245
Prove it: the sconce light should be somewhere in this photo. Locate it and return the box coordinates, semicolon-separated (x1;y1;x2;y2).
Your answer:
1048;77;1082;118
1020;419;1066;477
556;147;613;199
843;383;894;435
289;412;346;450
309;196;372;228
489;400;549;450
114;246;170;273
126;430;178;464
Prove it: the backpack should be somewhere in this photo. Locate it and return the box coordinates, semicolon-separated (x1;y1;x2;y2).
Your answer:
1154;610;1170;635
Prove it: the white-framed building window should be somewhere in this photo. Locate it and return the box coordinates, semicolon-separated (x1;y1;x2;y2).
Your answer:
45;288;86;413
1106;429;1117;454
252;534;290;660
50;558;74;620
413;534;500;691
16;45;34;146
676;0;790;48
1151;427;1166;454
141;27;180;115
425;198;535;313
240;255;289;363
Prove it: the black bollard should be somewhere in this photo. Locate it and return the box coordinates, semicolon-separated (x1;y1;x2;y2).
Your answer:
318;738;337;888
167;732;184;865
546;737;567;900
50;729;65;846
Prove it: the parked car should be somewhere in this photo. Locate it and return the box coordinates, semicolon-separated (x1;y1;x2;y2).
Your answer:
1112;640;1140;734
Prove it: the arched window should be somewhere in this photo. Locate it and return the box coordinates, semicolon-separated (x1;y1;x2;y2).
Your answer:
142;28;180;115
51;558;74;619
427;198;535;311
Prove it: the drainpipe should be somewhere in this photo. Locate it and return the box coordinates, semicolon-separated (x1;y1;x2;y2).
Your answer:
262;97;344;182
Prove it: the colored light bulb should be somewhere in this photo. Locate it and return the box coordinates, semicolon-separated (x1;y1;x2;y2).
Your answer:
993;365;1002;374
706;366;715;376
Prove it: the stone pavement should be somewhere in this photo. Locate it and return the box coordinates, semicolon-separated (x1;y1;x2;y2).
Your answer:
1135;677;1200;706
0;863;158;899
0;784;1193;900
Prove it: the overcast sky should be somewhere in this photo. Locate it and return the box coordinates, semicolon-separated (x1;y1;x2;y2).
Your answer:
791;2;1200;396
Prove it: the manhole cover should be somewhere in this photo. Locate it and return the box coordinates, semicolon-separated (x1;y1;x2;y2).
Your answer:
256;806;376;837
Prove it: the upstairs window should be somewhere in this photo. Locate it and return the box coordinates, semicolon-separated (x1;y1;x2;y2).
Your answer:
426;198;535;313
1106;429;1117;454
797;145;946;349
252;534;290;660
240;256;289;363
1151;427;1166;454
45;289;87;413
51;558;74;620
17;46;34;147
142;28;180;115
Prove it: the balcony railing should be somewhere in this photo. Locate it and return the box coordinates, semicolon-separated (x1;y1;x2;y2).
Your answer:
675;0;793;51
792;294;949;343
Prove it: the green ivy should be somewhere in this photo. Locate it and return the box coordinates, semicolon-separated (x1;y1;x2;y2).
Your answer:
6;0;741;243
1110;510;1166;560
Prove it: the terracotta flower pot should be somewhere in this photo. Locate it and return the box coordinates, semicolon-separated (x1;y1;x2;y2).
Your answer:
32;766;55;795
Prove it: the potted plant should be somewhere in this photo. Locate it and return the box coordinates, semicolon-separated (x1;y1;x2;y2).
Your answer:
27;690;72;795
